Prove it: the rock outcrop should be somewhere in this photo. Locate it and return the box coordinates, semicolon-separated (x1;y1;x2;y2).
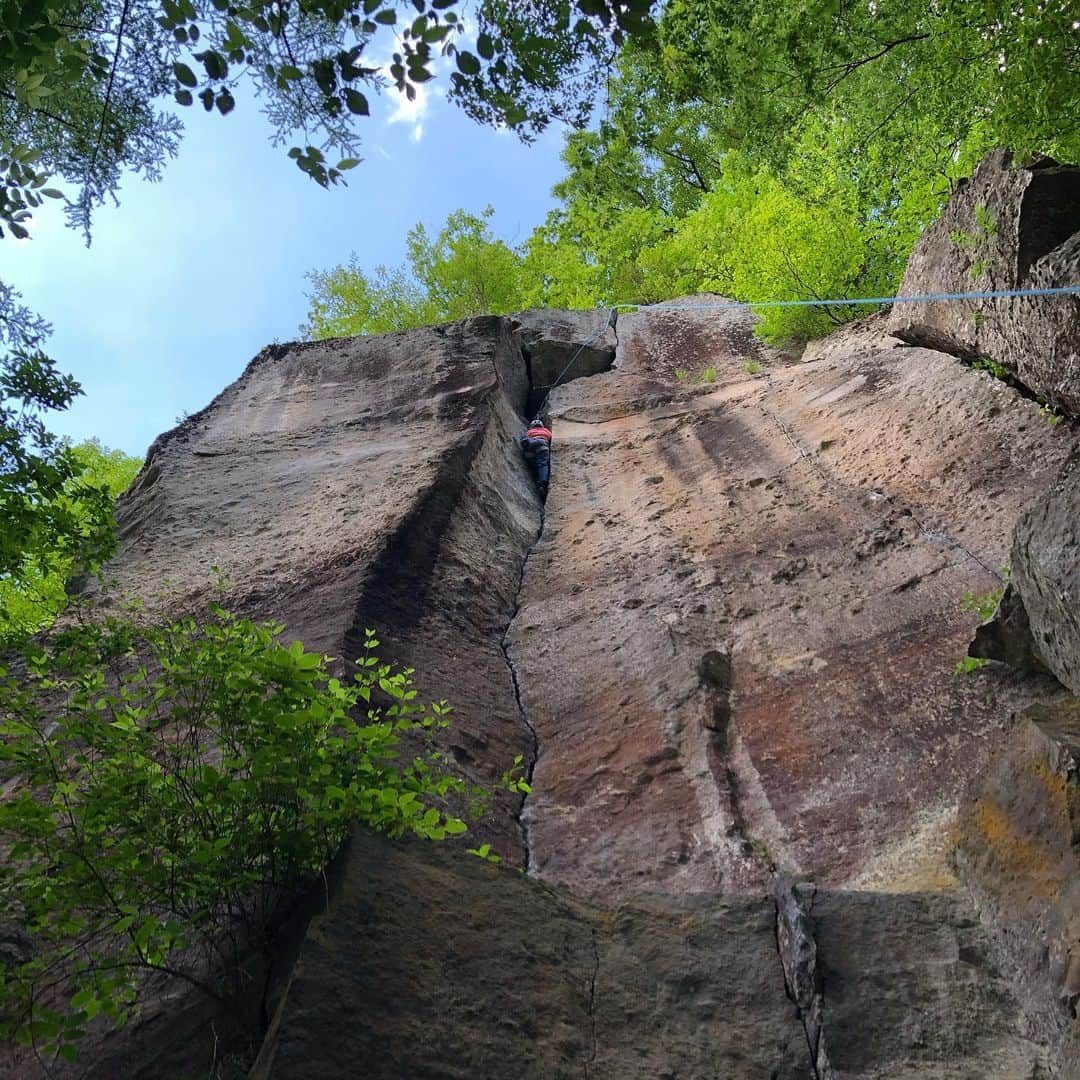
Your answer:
113;318;540;861
66;291;1080;1078
512;307;618;412
955;698;1080;1062
1006;458;1080;694
254;828;813;1080
968;449;1080;703
888;149;1080;414
514;302;1072;900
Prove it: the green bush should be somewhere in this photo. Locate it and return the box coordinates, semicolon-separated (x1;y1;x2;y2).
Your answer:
0;439;142;647
0;602;496;1061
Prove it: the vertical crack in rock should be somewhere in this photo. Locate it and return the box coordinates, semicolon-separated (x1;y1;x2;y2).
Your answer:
699;651;786;880
774;877;828;1080
499;500;544;871
583;926;600;1080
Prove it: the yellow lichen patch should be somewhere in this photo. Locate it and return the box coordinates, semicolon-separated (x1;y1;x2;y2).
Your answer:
974;799;1066;901
1032;761;1073;828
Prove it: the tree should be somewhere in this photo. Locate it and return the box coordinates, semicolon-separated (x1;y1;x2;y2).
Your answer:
303;206;528;338
1;0;659;245
659;0;1080;169
510;0;1080;344
0;437;142;645
0;611;523;1060
0;286;118;600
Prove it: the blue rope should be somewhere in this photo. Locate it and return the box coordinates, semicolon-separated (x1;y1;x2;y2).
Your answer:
613;285;1080;313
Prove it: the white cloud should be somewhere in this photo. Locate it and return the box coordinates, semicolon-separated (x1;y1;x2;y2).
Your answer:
386;81;430;141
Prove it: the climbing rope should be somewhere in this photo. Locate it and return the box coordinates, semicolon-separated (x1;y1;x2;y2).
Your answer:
612;284;1080;313
535;308;619;414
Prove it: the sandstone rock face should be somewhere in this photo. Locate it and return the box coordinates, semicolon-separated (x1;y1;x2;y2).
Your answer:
255;829;813;1080
955;699;1080;1064
513;303;1073;900
811;888;1048;1078
888;150;1080;414
511;307;617;411
59;303;1080;1076
112;318;539;859
1007;457;1080;694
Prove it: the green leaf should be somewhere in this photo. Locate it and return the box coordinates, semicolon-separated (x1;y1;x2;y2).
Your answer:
202;50;228;80
337;158;361;170
173;62;198;87
174;89;193;106
455;50;480;75
374;9;397;23
344;89;370;115
477;32;494;59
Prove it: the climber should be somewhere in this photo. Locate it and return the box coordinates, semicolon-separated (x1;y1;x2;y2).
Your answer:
519;414;552;500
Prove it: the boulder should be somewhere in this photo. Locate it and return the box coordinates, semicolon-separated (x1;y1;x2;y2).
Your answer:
888;150;1080;414
511;308;616;410
969;583;1050;674
256;829;813;1080
257;832;1050;1079
954;699;1080;1068
1004;456;1080;693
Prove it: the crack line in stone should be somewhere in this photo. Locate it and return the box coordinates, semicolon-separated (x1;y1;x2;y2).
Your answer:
773;879;823;1080
499;498;545;873
583;926;600;1080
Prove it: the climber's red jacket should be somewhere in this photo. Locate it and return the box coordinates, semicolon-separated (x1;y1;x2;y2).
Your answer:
526;423;552;444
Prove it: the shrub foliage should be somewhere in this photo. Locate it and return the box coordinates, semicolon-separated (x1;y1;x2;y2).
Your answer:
0;604;479;1062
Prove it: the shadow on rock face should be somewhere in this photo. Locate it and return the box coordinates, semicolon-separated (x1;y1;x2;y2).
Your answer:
969;583;1051;676
512;309;617;416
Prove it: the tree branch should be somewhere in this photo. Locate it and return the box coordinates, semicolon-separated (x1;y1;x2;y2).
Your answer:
0;89;81;134
90;0;132;171
820;33;930;94
657;146;711;193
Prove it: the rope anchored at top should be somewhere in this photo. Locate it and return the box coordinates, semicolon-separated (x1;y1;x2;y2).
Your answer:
535;308;619;413
612;285;1080;313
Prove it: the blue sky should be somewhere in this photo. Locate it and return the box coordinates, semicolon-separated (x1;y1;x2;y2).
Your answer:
0;77;567;458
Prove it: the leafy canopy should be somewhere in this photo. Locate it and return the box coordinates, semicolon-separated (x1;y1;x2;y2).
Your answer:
1;0;656;243
0;286;123;597
305;1;1079;346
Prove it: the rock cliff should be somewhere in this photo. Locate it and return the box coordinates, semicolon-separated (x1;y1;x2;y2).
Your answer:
888;150;1080;413
40;153;1080;1077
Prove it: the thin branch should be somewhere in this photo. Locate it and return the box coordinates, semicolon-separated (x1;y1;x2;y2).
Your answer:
657;146;711;193
776;245;853;326
0;89;81;134
90;0;132;171
820;33;930;94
